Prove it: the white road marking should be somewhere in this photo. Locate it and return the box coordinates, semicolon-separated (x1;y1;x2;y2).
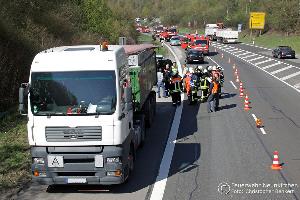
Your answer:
150;42;183;200
280;71;300;81
247;56;265;62
232;50;244;54
239;56;300;93
150;101;183;200
262;62;281;69
240;54;257;59
216;42;300;93
254;59;273;65
242;43;273;51
251;114;267;135
236;52;251;57
270;65;293;75
294;83;300;89
228;48;239;52
207;56;221;67
230;81;237;89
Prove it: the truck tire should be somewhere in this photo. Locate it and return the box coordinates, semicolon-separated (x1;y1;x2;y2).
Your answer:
126;144;135;182
151;91;156;116
145;92;156;128
129;143;135;172
145;99;152;128
140;114;146;147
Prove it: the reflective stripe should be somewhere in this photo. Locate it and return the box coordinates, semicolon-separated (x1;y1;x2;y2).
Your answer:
173;81;181;92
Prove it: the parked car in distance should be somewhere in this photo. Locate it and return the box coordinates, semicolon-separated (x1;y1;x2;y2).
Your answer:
170;36;181;46
185;49;204;64
272;46;296;59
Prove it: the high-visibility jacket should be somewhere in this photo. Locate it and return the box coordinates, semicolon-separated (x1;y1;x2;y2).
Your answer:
211;81;220;94
171;76;182;92
200;77;210;90
184;73;191;93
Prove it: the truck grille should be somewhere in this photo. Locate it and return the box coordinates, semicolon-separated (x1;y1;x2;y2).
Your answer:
45;126;102;142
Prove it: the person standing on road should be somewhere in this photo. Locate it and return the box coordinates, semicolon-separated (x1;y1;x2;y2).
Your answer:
207;76;220;112
157;68;166;98
170;69;182;106
164;64;171;97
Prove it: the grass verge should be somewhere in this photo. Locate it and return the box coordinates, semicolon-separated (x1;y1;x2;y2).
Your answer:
137;33;153;43
239;32;300;54
0;112;30;194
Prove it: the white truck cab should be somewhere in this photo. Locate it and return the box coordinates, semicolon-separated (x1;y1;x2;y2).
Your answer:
19;44;156;185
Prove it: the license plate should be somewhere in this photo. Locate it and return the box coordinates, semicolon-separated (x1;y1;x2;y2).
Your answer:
67;178;87;184
286;55;291;57
48;155;64;168
193;59;199;61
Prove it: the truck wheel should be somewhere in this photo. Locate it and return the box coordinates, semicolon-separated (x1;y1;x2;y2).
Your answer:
145;100;152;128
128;145;135;173
151;91;156;116
140;114;146;147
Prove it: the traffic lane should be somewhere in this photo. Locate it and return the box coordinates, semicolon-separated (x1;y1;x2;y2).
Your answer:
225;42;300;66
168;45;212;69
162;46;296;199
163;74;296;199
13;98;176;200
212;42;300;91
210;51;300;198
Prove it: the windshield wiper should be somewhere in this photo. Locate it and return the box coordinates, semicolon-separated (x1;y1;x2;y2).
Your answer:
34;112;66;116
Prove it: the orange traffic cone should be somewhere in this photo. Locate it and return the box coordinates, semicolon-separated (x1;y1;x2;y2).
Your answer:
244;94;251;111
233;63;236;69
234;69;238;76
239;82;243;89
271;151;283;170
236;75;240;83
256;118;263;128
228;57;231;63
239;88;244;97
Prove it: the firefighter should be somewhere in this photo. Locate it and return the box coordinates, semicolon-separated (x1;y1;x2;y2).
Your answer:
184;67;198;104
200;69;210;102
182;64;188;92
170;68;182;106
164;64;171;97
207;76;221;112
211;65;224;98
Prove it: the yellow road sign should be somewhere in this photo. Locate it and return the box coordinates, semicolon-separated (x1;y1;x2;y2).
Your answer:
249;12;266;29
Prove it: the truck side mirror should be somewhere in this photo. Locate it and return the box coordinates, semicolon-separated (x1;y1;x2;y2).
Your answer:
19;83;29;115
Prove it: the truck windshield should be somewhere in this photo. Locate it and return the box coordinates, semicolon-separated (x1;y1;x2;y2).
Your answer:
30;71;116;116
194;40;207;46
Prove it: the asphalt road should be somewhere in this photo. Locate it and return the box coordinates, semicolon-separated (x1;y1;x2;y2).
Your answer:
11;41;300;200
162;44;300;199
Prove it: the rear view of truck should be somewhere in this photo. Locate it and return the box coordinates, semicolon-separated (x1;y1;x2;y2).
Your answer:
18;43;157;186
216;29;239;44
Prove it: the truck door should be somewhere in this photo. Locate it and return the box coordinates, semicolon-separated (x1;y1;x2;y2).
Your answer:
120;79;133;143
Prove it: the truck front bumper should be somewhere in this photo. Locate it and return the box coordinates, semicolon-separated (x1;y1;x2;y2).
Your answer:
31;146;129;185
33;174;124;185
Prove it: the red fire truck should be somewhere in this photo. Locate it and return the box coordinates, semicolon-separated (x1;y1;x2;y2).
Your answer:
189;35;210;55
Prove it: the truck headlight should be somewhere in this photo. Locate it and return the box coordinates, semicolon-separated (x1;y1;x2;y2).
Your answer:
106;157;121;163
33;157;45;164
